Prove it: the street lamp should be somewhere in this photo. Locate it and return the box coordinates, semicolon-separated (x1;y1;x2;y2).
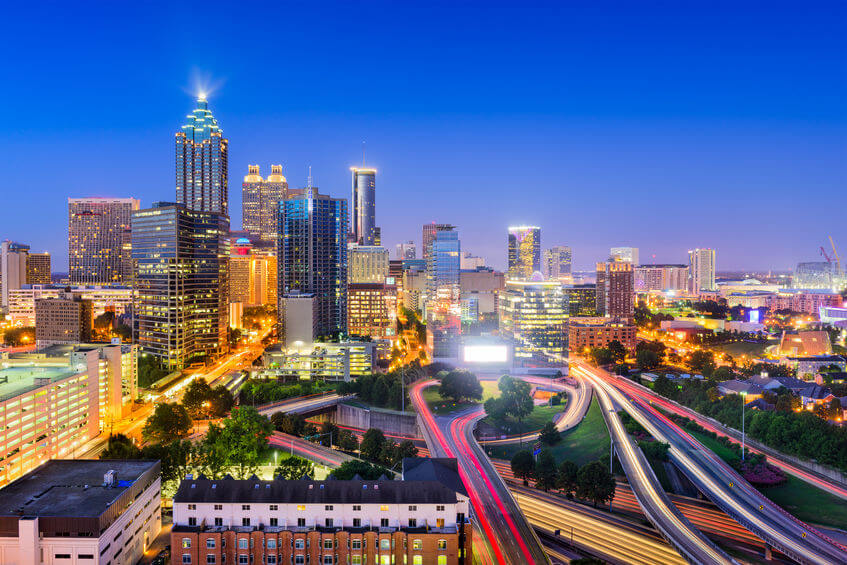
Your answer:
202;401;211;421
740;391;747;461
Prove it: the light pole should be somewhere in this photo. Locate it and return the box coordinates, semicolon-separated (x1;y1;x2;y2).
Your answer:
740;391;747;461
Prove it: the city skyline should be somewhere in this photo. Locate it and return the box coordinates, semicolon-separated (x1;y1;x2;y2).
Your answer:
1;2;845;272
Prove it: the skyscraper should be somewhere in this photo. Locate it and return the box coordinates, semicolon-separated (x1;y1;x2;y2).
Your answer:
396;240;416;260
1;241;29;308
543;246;572;281
500;276;567;365
26;252;51;284
278;186;348;339
688;248;716;293
351;167;377;245
507;226;541;280
175;95;228;215
132;203;230;370
610;246;639;266
242;164;290;245
426;227;461;359
596;260;634;319
348;245;390;284
68;197;139;285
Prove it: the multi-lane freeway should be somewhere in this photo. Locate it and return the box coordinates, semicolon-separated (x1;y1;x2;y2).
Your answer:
411;379;550;564
257;393;351;417
577;361;847;565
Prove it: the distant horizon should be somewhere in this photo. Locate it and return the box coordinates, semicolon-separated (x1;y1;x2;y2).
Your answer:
1;2;843;272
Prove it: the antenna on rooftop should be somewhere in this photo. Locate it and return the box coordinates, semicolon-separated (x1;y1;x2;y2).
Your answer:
307;166;313;188
362;141;366;167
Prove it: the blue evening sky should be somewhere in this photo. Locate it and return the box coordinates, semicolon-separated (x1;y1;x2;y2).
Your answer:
0;1;844;271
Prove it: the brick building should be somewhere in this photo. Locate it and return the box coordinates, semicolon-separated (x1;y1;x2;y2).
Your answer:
568;318;637;352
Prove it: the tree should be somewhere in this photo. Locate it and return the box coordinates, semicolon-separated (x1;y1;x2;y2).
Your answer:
556;460;579;498
438;370;483;403
652;374;677;399
205;406;273;479
636;349;660;371
589;347;613;366
576;460;616;507
712;366;735;382
538;421;561;445
142;403;192;444
141;439;192;487
534;450;558;491
638;440;670;461
511;450;535;486
100;434;142;459
386;440;419;467
372;376;390;405
209;385;235;417
271;412;306;436
182;379;214;419
3;326;35;346
483;397;509;422
607;340;627;364
329;460;390;480
138;355;169;389
273;457;315;480
360;428;387;463
498;376;534;436
688;350;716;376
336;429;360;452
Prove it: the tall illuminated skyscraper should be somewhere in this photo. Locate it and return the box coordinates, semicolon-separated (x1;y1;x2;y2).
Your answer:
132;203;230;370
596;260;634;319
543;246;572;282
507;226;541;280
278;186;348;339
688;248;716;293
176;95;229;215
425;227;461;359
242;164;289;245
68;197;139;285
351;167;377;245
500;276;567;365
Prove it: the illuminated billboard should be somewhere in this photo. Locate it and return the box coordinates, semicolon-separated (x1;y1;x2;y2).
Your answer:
463;345;509;364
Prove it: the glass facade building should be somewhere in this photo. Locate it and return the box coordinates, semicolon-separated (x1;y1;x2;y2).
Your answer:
175;96;229;215
507;226;541;280
68;197;139;285
425;227;461;358
242;164;290;245
543;245;572;282
278;188;348;339
499;277;567;365
132;203;229;370
351;168;377;245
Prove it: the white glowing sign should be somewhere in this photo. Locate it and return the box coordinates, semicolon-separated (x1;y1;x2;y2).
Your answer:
463;345;509;363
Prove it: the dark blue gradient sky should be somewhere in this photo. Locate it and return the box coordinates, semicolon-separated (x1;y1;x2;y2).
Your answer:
1;1;844;271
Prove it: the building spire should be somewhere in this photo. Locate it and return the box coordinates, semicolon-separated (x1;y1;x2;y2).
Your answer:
362;141;366;167
307;166;313;188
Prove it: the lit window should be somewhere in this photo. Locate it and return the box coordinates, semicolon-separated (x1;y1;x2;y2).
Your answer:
182;539;191;549
412;540;422;550
380;505;389;511
438;539;447;550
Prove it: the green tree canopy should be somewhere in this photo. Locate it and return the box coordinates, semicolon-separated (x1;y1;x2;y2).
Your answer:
438;370;483;403
142;403;192;444
360;428;387;462
511;450;535;486
100;433;142;459
204;406;273;479
329;460;391;480
274;457;315;480
534;450;558;491
556;460;579;497
538;421;561;445
576;460;617;507
607;340;627;363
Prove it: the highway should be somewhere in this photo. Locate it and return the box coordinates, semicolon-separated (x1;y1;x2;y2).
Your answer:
577;365;736;565
578;361;847;565
256;393;352;417
267;430;355;467
410;379;550;565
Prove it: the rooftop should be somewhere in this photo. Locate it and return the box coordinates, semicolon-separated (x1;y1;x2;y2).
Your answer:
0;459;158;518
174;478;460;505
0;364;79;402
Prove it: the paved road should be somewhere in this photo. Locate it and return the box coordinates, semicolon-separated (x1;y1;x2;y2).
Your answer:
256;393;352;417
578;361;847;565
267;431;356;467
576;365;736;565
410;379;549;565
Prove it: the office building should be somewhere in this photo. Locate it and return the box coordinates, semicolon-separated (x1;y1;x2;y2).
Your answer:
1;241;29;308
568;318;637;353
543;246;572;282
230;239;277;307
459;267;504;316
0;343;137;487
634;264;689;293
0;460;161;565
259;340;377;381
176;95;229;215
348;245;390;284
34;293;93;346
422;223;455;271
8;285;132;326
242;165;290;245
567;283;597;317
396;241;416;260
596;261;634;319
610;246;639;267
459;252;484;271
348;281;397;339
170;458;472;565
25;252;51;284
499;275;567;365
688;248;716;293
280;292;318;347
132;202;230;370
351;167;377;245
507;226;541;280
278;187;348;339
426;227;461;359
68;197;139;285
403;268;427;312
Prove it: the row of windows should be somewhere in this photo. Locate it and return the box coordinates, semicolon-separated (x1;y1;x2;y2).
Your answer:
183;554;449;565
184;538;448;551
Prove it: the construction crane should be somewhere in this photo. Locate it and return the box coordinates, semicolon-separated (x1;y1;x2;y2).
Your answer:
829;236;842;275
821;246;832;263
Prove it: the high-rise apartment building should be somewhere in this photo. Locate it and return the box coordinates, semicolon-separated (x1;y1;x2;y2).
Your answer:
351;167;377;245
132;202;230;370
396;240;416;260
34;293;93;346
278;187;348;340
230;239;277;306
688;248;716;293
176;95;228;215
1;241;29;308
68;197;139;285
348;245;390;284
242;164;290;245
25;252;51;284
499;276;567;365
507;226;541;280
566;283;597;317
610;246;639;267
596;261;635;319
348;281;397;339
634;264;689;293
543;246;572;281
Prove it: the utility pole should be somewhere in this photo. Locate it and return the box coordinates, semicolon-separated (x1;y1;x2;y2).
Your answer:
741;392;746;461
